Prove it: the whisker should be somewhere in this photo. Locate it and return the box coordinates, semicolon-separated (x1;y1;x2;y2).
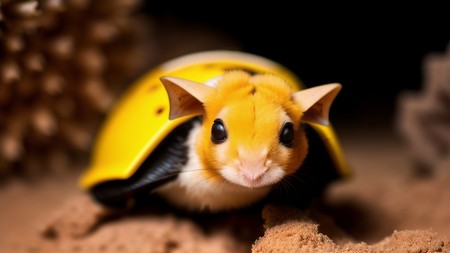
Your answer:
179;168;222;173
212;176;229;193
286;173;313;194
273;169;316;200
274;178;291;197
283;177;298;194
188;174;223;192
147;167;223;183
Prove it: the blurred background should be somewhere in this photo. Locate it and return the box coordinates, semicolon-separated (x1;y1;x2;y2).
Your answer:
1;0;449;180
145;2;450;124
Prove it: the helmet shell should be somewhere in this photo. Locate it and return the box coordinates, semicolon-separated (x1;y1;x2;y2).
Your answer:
80;51;350;190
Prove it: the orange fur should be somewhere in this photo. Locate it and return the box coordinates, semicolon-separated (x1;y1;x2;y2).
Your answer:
197;71;308;182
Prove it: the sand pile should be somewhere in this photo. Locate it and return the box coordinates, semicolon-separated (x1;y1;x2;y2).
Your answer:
254;205;449;253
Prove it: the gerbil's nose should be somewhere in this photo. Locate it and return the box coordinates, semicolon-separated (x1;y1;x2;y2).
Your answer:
239;156;270;185
241;169;266;183
238;147;270;186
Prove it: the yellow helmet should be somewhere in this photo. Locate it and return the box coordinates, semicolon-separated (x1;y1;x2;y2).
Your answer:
80;51;350;207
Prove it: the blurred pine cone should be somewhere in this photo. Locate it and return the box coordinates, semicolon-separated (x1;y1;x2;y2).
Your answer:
0;0;146;178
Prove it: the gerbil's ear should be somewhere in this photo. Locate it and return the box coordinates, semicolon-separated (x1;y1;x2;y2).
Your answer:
160;76;216;120
293;83;341;125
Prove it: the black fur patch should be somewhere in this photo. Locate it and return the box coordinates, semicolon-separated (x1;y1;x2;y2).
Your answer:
91;119;197;208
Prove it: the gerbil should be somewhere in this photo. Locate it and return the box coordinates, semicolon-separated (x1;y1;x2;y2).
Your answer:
155;70;341;211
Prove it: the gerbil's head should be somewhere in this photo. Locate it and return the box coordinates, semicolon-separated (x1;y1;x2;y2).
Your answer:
161;71;340;189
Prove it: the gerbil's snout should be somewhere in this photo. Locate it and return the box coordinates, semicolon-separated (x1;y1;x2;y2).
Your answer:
231;148;285;188
239;155;270;187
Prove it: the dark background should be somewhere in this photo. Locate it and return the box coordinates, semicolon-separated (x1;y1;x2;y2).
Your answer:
143;2;450;128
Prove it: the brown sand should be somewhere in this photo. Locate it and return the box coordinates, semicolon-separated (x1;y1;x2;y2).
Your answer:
253;205;449;253
1;128;450;253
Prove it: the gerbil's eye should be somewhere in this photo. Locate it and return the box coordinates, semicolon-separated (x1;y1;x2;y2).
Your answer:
279;122;294;148
211;119;227;144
